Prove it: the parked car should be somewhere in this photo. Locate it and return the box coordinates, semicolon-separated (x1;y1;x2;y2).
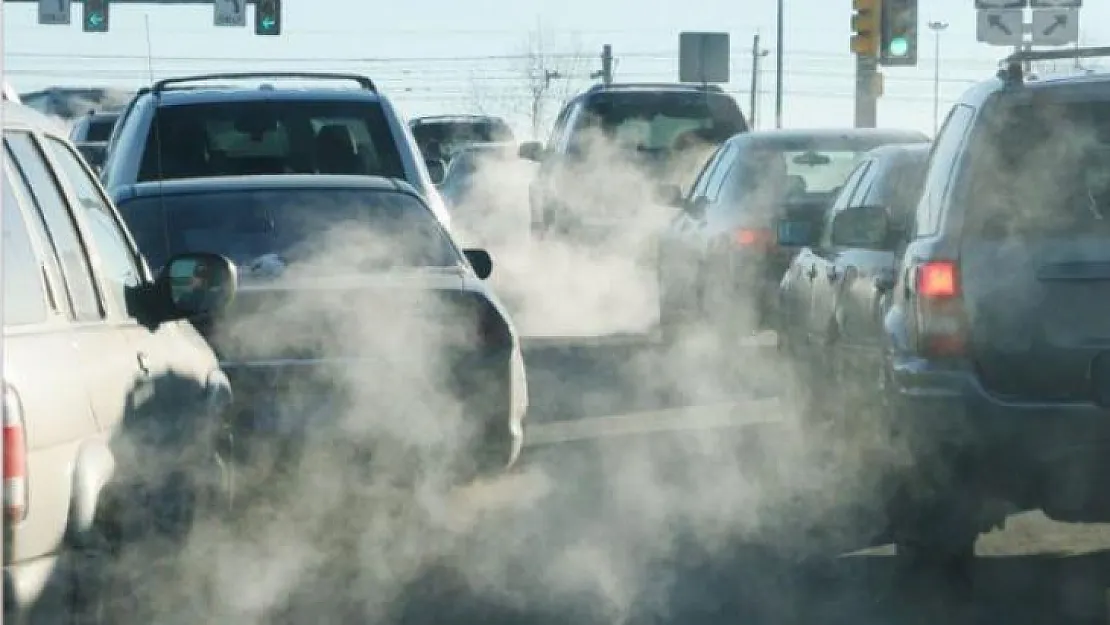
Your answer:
410;114;515;166
782;49;1110;564
111;174;528;487
520;83;749;242
98;72;453;230
2;99;237;622
656;128;928;341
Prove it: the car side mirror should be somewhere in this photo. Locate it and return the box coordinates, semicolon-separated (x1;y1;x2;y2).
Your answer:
463;248;493;280
830;205;892;249
686;196;708;219
518;141;544;162
425;158;447;185
156;252;238;321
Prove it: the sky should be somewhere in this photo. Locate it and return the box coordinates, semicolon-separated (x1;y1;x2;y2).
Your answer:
3;0;1108;139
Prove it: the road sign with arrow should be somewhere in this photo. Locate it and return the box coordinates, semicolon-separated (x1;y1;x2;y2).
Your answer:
977;9;1023;46
82;0;109;32
1032;8;1079;45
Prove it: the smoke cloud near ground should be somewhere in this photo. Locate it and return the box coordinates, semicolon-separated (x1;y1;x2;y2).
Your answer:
103;131;910;625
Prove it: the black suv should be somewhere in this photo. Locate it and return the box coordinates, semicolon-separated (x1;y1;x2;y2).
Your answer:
519;83;748;241
814;48;1110;562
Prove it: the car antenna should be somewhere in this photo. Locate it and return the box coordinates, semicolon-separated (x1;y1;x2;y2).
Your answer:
142;13;172;272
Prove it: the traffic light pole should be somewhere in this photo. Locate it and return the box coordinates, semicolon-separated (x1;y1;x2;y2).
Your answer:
854;53;878;128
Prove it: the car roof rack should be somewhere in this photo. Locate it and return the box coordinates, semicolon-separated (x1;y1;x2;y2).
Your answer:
150;72;377;95
586;82;724;93
998;46;1110;85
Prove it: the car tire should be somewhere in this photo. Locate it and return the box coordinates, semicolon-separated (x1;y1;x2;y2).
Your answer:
890;495;980;569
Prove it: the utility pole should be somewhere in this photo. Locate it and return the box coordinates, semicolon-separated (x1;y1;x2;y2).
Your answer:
750;34;769;129
774;0;784;128
854;55;878;128
850;0;880;128
591;44;614;84
928;21;948;136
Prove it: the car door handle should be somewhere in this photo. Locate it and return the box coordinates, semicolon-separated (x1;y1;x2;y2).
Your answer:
136;352;151;376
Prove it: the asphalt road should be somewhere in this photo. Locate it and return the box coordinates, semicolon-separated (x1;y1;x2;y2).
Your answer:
101;330;1110;625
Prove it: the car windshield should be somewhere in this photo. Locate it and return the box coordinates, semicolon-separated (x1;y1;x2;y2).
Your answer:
117;187;461;275
137;100;405;182
575;91;746;153
963;98;1110;239
85;117;116;141
727;145;872;215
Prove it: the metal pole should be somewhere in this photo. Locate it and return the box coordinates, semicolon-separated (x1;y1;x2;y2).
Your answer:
601;44;613;84
775;0;784;128
928;21;948;137
750;34;760;129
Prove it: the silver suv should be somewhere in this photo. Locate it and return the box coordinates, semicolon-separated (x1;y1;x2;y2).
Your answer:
98;72;452;229
2;99;238;622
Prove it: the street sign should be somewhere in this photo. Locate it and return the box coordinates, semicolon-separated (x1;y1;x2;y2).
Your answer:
974;0;1027;7
976;9;1023;46
1030;0;1081;7
679;32;730;84
214;0;245;26
1032;8;1079;45
37;0;70;24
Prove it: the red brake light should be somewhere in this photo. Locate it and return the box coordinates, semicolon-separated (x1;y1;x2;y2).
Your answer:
919;261;959;298
733;228;774;249
3;385;28;523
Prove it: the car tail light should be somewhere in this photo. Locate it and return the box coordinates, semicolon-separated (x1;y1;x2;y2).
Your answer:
915;260;968;357
733;228;774;251
3;385;28;523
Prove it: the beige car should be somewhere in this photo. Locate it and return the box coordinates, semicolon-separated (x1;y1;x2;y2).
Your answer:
2;99;238;622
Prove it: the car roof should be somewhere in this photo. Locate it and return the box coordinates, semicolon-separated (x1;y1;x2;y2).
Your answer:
585;82;726;95
863;142;933;159
957;69;1110;109
731;127;929;150
410;115;507;125
146;87;384;107
3;100;70;134
112;174;419;202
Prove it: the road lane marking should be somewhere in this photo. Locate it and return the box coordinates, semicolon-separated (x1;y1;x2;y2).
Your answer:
524;398;786;446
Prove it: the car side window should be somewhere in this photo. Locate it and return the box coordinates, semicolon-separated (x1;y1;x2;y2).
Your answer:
44;136;144;318
915;104;974;238
820;160;871;248
704;144;739;201
687;143;729;200
4;132;103;321
2;170;50;327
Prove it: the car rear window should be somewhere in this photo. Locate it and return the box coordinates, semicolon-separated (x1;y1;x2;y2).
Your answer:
575;91;747;152
117;187;458;274
963;98;1110;239
85;118;116;142
412;120;514;161
137;100;405;182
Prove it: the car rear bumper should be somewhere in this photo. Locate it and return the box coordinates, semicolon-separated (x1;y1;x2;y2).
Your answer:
887;353;1110;516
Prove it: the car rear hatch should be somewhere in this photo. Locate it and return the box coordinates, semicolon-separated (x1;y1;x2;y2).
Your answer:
959;93;1110;402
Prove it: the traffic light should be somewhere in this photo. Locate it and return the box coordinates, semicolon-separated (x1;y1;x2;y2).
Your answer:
851;0;880;58
83;0;109;33
255;0;282;36
880;0;918;66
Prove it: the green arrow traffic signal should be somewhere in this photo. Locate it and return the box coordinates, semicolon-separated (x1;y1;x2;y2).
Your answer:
261;16;275;30
83;1;109;32
255;0;281;35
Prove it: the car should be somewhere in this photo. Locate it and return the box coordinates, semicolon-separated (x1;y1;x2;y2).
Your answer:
97;72;453;230
776;142;930;366
519;83;749;242
656;128;928;342
110;174;528;489
791;48;1110;563
69;110;121;172
410;114;516;165
2;99;238;622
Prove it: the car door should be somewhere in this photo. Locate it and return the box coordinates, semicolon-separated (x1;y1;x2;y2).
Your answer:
41;133;214;442
1;156;102;608
801;160;873;351
3;130;143;444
